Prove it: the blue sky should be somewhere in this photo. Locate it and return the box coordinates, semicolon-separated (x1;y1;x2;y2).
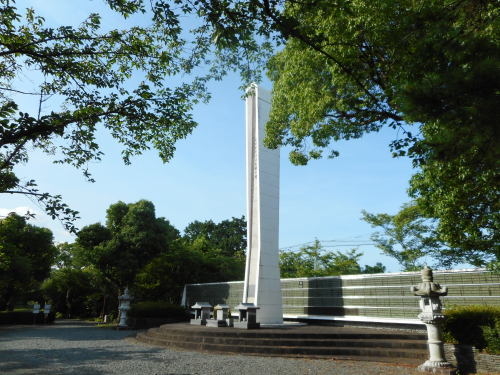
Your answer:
1;1;420;272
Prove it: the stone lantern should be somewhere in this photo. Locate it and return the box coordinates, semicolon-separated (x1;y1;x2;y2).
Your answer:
118;288;132;328
233;303;260;329
207;304;231;327
411;266;456;374
190;302;212;325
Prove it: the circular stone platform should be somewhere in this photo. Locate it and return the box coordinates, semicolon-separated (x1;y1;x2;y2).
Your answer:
136;323;428;365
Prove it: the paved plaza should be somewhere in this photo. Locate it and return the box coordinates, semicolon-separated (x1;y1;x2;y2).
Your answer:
0;320;421;375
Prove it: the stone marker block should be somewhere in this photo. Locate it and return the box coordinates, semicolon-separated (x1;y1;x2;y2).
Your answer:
233;302;260;329
190;302;212;325
206;304;230;327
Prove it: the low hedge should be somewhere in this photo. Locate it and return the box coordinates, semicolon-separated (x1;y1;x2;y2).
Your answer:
443;305;500;354
127;317;185;329
127;301;190;321
0;309;56;324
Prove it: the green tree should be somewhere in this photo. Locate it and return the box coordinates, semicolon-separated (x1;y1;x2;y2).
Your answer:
74;223;113;272
44;242;118;319
76;224;112;253
135;215;247;302
264;0;498;260
188;235;245;280
0;0;268;231
363;202;496;269
71;201;246;312
361;262;386;274
41;267;94;318
135;239;245;302
183;216;247;257
42;261;116;319
0;213;56;309
75;200;179;291
191;0;498;263
362;203;446;271
53;242;80;269
279;239;373;278
409;157;499;266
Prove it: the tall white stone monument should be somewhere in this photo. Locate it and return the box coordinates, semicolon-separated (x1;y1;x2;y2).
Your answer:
242;84;283;324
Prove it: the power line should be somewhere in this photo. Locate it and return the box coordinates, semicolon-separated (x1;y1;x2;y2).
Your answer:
281;238;372;248
280;239;377;251
321;243;377;247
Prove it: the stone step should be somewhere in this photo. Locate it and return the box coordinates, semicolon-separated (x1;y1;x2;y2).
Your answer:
156;325;425;341
136;333;426;363
144;330;427;350
135;323;429;365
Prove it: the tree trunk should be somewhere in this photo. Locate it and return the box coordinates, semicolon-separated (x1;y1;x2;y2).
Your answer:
101;294;107;320
66;288;71;318
117;289;121;323
4;286;15;311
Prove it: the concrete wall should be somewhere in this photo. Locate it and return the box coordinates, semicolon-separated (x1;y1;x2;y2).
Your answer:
183;269;500;324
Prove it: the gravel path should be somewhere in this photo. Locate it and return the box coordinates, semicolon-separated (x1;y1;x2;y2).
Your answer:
0;320;421;375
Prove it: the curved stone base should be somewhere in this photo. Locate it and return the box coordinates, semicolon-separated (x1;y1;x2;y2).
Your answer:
136;323;428;364
418;360;457;374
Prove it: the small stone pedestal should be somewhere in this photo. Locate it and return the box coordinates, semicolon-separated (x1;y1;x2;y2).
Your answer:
43;304;51;323
412;267;457;375
190;302;212;325
206;304;230;327
32;303;40;324
233;303;260;329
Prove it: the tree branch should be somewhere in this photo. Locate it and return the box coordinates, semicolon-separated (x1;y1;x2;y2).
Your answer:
2;190;46;196
259;0;382;106
0;86;40;95
0;108;122;147
0;139;28;171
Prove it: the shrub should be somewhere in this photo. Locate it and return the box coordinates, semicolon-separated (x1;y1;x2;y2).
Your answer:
482;321;500;353
128;301;189;320
0;310;55;324
443;305;500;354
106;312;117;322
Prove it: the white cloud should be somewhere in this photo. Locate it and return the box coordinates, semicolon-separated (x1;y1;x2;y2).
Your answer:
0;206;40;218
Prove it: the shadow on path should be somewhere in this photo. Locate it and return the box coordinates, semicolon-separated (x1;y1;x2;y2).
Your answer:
0;319;424;375
0;320;166;375
0;320;136;342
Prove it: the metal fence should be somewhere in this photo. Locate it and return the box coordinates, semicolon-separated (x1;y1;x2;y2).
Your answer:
182;269;500;324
